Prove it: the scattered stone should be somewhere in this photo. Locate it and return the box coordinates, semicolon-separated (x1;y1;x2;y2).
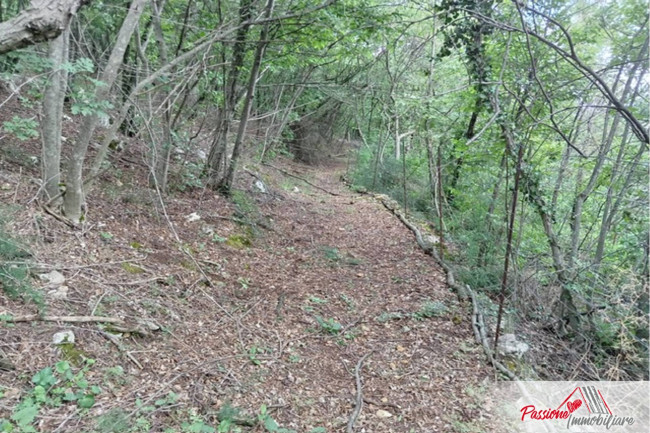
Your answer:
39;270;65;288
47;285;69;300
292;186;300;193
201;225;216;236
254;180;267;193
186;212;201;222
376;409;393;418
52;330;75;345
424;234;440;245
497;334;530;358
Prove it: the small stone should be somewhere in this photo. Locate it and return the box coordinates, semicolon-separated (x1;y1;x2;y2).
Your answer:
186;212;201;222
201;225;216;235
254;180;267;193
376;409;393;418
47;285;69;300
52;330;75;345
39;270;65;288
292;186;300;193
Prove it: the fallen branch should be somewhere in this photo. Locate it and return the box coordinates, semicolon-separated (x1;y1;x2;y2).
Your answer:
375;195;520;380
263;162;341;196
40;203;77;229
99;330;143;369
4;314;158;338
379;198;467;299
468;287;518;380
5;314;125;324
346;351;374;433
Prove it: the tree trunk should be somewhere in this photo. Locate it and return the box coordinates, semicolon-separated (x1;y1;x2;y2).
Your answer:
205;0;253;188
219;0;274;195
63;0;146;222
40;23;69;206
0;0;88;55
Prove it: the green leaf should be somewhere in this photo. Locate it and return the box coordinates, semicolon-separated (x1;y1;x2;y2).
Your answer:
55;361;71;374
263;415;280;431
32;367;57;388
77;394;95;409
10;404;38;427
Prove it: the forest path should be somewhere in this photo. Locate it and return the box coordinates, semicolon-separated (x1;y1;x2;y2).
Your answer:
184;159;494;431
0;158;493;432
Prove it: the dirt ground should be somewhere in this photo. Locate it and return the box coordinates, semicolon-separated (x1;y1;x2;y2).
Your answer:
0;149;496;432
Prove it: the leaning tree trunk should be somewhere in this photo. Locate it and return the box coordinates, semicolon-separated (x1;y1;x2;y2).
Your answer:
0;0;88;55
41;23;70;206
63;0;146;222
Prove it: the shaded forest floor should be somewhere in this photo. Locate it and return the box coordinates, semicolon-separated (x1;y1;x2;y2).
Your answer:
1;146;497;431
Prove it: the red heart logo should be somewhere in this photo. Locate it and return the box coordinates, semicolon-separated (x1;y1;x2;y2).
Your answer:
567;400;582;413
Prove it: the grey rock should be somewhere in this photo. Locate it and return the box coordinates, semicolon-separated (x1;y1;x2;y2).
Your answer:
39;270;65;288
497;333;529;358
52;330;75;345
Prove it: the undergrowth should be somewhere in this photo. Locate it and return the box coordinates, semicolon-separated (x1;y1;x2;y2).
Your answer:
0;212;41;308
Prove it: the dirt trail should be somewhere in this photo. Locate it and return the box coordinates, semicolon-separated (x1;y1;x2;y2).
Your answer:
1;159;492;432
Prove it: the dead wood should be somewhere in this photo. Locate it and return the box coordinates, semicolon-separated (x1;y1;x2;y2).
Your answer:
0;0;90;55
6;314;125;324
376;195;520;380
99;330;143;369
5;314;158;337
346;351;373;433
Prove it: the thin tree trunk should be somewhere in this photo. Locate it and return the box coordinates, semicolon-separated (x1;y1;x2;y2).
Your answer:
219;0;274;195
63;0;146;222
477;154;506;267
41;23;69;206
494;126;525;353
568;44;644;268
205;0;253;188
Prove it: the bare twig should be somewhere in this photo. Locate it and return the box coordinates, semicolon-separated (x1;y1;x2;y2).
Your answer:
99;330;143;369
5;314;125;324
346;351;374;433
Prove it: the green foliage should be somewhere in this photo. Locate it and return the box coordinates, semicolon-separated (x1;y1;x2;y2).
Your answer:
321;246;341;262
0;219;41;308
122;262;145;274
413;301;448;320
97;408;132;433
225;233;253;248
258;405;295;433
1;360;102;431
2;116;38;141
314;315;342;335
